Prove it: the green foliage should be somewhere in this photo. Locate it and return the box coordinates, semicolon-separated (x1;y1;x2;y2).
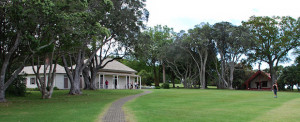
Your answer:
233;64;254;90
277;80;286;91
155;86;161;89
137;70;153;85
6;77;26;97
121;59;152;73
53;87;59;90
161;83;170;89
243;16;300;83
144;80;153;86
278;65;300;87
134;25;175;86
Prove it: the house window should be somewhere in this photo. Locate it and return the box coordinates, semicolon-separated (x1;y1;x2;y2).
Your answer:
262;81;268;87
30;78;35;85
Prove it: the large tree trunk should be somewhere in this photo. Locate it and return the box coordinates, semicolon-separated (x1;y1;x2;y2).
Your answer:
200;50;208;89
220;52;228;88
0;33;21;102
83;67;91;89
62;54;82;95
171;73;175;88
228;62;235;89
162;62;166;83
85;69;101;90
0;86;6;102
69;72;82;95
152;60;159;86
89;71;98;90
269;62;277;84
83;67;97;90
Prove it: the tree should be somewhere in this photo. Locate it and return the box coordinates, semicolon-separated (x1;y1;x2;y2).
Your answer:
226;25;254;89
212;22;233;88
136;25;175;86
82;0;148;90
22;0;66;99
0;1;25;102
243;16;300;84
164;42;199;88
184;23;213;89
0;0;55;102
212;22;255;89
59;0;113;94
163;31;199;88
278;65;300;90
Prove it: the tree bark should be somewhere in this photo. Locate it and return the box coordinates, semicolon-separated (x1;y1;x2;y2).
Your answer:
228;62;235;89
269;62;277;84
0;33;21;102
32;53;58;99
0;85;6;102
69;71;82;95
83;67;91;89
89;70;98;90
153;60;159;86
162;62;166;83
171;73;175;88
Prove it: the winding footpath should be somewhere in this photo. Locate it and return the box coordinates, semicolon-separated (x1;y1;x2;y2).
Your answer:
101;90;152;122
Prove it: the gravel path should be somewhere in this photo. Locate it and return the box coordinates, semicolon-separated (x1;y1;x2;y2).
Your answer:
101;90;152;122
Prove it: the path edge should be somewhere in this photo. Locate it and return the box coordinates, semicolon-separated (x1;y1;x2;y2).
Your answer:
123;90;152;122
95;101;114;122
96;90;152;122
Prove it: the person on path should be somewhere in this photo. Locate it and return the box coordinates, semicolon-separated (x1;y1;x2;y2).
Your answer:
105;80;108;89
272;82;279;98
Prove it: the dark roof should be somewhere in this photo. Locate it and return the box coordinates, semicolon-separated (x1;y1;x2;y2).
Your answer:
243;70;271;85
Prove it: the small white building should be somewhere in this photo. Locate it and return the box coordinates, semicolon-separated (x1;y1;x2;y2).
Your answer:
20;59;141;90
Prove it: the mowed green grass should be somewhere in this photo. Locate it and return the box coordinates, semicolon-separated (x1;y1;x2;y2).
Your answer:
0;90;142;122
125;89;300;122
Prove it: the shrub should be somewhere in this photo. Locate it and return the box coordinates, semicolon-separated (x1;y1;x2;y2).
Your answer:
53;87;59;90
138;70;154;85
155;86;160;89
161;83;170;89
277;81;285;91
145;80;152;86
6;77;26;97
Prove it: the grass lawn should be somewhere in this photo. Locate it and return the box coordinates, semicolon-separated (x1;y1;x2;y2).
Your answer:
125;89;300;122
0;90;142;122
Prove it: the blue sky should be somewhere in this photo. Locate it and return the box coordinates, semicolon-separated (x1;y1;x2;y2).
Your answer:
145;0;300;69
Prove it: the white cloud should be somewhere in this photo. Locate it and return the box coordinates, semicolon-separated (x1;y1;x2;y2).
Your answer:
145;0;299;69
146;0;300;32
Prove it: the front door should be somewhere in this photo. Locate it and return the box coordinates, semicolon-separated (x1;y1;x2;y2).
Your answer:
64;77;68;89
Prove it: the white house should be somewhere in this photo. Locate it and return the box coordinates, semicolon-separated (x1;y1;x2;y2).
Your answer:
20;59;141;89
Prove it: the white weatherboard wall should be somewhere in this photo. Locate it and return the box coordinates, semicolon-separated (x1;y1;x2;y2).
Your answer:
55;74;70;89
23;74;68;89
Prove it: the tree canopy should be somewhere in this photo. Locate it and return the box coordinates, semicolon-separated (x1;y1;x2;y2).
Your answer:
243;16;300;84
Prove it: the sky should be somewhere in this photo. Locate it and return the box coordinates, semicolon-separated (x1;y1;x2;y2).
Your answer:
145;0;300;70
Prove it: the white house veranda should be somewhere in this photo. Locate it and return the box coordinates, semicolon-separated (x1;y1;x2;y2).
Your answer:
96;72;141;90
